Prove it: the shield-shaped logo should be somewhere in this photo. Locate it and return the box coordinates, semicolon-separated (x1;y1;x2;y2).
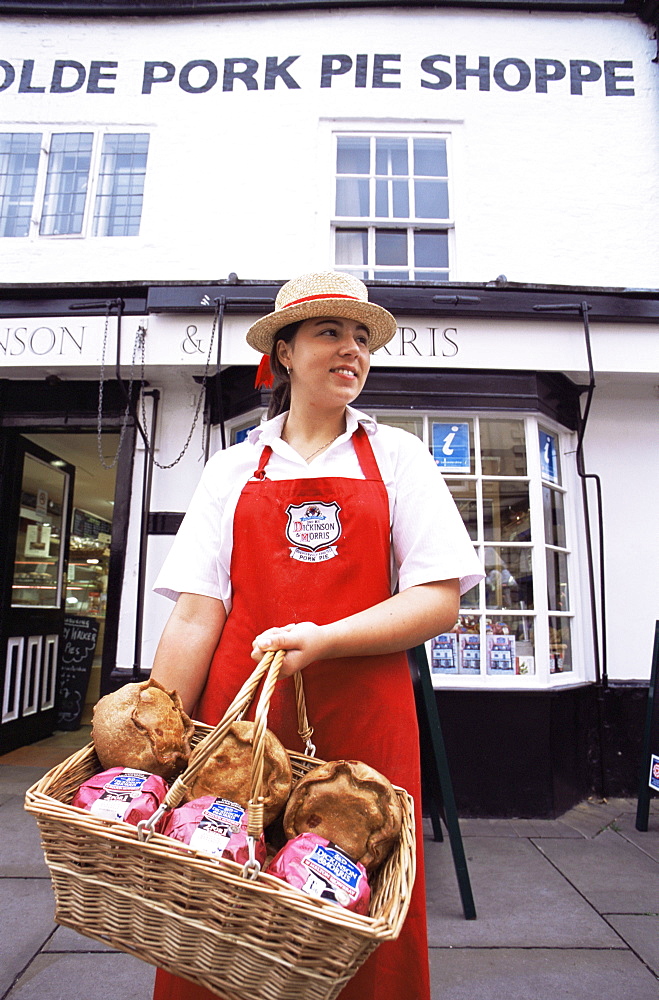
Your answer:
285;502;342;552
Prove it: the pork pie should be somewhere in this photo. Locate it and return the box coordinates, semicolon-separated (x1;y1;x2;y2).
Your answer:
283;759;402;871
184;721;292;827
92;678;194;782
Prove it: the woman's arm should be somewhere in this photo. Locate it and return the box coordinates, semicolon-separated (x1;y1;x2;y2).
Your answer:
151;593;227;715
251;579;459;677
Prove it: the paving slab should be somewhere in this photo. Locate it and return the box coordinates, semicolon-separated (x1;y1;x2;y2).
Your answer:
559;798;639;839
607;914;659;976
0;879;56;995
509;817;584;838
534;829;659;914
425;835;621;947
429;946;659;1000
0;795;49;876
456;817;519;838
44;925;117;952
614;811;659;864
0;766;48;796
6;951;156;1000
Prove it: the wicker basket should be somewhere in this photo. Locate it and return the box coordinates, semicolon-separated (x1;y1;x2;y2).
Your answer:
25;651;416;1000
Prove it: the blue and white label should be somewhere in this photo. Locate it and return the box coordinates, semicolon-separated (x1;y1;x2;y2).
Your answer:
189;798;246;857
649;754;659;793
302;843;362;904
539;430;559;484
90;768;152;821
432;423;471;472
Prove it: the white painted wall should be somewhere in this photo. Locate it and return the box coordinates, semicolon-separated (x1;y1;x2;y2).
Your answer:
0;9;657;287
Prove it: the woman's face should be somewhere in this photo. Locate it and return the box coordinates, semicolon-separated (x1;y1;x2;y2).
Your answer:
277;317;371;410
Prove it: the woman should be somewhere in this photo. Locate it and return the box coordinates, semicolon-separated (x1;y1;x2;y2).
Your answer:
151;271;484;1000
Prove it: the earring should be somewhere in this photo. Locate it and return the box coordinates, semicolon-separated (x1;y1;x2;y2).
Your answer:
286;367;292;375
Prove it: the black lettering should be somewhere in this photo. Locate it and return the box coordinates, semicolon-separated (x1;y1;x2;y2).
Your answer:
222;58;259;91
59;326;85;354
30;327;56;355
355;54;368;88
456;55;490;91
264;55;300;90
0;60;16;92
570;59;601;96
493;58;531;92
442;327;458;357
11;327;26;356
142;61;175;94
420;54;451;91
19;60;46;94
320;54;352;88
50;60;86;94
179;60;218;93
535;59;566;93
604;60;634;96
372;54;401;89
400;327;422;356
87;61;117;94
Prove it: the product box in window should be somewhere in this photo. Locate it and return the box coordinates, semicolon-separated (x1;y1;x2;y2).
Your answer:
486;634;516;674
458;634;481;674
431;633;459;673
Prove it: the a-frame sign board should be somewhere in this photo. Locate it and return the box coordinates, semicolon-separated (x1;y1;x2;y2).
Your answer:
408;643;477;920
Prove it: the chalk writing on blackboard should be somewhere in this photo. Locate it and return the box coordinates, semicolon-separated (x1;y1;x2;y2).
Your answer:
56;614;99;730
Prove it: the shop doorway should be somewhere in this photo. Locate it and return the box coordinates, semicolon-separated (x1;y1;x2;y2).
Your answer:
0;430;120;753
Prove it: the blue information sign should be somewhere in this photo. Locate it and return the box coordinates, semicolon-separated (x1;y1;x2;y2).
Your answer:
432;422;471;472
539;430;559;484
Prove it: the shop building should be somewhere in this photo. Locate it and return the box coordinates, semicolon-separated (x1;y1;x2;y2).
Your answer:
0;0;657;816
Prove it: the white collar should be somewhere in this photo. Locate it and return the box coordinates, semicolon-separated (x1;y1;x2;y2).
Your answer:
248;405;377;448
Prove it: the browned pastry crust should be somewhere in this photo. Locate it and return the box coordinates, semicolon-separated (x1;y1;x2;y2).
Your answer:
92;678;194;782
283;759;402;871
184;721;293;826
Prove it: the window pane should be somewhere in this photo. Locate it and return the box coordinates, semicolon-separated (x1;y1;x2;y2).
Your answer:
337;136;370;174
93;133;149;237
549;617;572;673
375;414;423;438
483;480;530;542
375;230;407;265
414;137;447;177
335;228;367;265
40;132;93;235
12;455;69;609
414;270;449;281
480;419;527;476
539;428;561;485
336;177;369;216
374;270;408;280
0;133;41;237
375;137;408;176
447;479;478;540
484;546;533;610
543;486;566;548
375;179;409;218
485;616;535;675
414;179;449;219
460;583;480;610
457;617;482;674
547;550;569;611
414;230;448;267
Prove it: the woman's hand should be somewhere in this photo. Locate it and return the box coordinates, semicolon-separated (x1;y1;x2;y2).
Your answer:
251;621;327;677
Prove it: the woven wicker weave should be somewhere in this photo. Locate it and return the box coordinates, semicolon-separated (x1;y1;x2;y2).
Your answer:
24;651;416;1000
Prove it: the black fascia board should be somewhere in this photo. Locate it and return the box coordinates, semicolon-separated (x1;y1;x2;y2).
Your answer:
146;280;659;324
0;283;148;318
0;0;640;15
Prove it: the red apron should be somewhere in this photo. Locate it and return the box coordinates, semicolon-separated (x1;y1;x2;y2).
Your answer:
154;426;431;1000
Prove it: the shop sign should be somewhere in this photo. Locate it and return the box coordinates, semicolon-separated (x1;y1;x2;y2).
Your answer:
650;754;659;793
539;431;559;484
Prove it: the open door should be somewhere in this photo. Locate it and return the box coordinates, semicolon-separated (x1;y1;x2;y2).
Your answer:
0;435;74;753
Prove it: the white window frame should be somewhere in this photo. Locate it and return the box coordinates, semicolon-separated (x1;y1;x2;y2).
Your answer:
329;125;456;281
222;405;591;691
0;125;150;239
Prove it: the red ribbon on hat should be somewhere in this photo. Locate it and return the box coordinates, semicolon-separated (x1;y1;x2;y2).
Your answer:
282;293;361;308
254;354;274;389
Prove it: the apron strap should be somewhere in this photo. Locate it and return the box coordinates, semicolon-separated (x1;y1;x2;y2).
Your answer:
252;445;273;480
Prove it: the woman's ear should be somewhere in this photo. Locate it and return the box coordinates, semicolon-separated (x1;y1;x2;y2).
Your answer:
276;338;292;368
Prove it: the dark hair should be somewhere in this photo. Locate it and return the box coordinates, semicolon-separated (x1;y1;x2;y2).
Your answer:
267;321;301;419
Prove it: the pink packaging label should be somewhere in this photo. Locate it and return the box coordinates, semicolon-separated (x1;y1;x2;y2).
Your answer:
72;767;168;826
267;833;371;915
162;796;266;866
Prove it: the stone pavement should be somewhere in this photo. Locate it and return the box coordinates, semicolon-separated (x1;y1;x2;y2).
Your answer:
1;727;658;1000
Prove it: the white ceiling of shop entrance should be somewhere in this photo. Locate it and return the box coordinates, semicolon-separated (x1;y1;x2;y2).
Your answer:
23;433;119;524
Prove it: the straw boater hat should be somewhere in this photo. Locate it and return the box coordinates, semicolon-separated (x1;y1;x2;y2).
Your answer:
246;271;397;355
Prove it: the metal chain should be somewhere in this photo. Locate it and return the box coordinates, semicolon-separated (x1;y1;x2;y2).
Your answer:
97;305;218;471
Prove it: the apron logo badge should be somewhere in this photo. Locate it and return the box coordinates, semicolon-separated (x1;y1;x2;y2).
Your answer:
285;502;342;563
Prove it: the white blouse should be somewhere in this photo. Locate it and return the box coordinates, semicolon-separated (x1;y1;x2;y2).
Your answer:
153;406;484;612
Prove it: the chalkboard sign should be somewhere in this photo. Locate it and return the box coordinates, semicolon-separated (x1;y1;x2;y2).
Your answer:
72;507;112;542
56;614;100;731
